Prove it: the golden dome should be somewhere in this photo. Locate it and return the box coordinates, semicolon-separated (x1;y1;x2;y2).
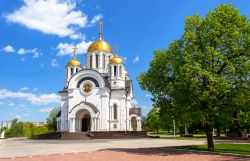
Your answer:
109;56;123;64
87;38;112;53
67;57;82;67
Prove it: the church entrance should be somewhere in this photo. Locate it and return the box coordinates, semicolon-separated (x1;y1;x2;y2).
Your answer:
75;109;91;132
81;114;90;132
131;117;137;131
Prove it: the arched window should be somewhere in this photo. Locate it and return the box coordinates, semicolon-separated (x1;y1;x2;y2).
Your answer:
96;54;98;68
76;68;78;73
114;65;117;76
103;54;105;68
90;55;92;68
113;104;117;120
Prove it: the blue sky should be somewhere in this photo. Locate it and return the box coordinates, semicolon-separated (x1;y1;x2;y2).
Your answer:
0;0;249;122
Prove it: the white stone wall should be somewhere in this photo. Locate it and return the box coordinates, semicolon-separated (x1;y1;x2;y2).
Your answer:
58;51;142;132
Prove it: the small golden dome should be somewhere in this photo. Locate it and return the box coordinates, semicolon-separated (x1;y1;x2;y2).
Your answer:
109;56;123;64
87;38;112;53
67;57;82;67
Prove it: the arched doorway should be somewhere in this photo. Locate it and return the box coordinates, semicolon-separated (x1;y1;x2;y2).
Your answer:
131;117;137;131
82;114;90;132
76;109;91;132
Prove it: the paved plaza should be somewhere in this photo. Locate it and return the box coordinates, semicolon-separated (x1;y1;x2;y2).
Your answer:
0;138;249;161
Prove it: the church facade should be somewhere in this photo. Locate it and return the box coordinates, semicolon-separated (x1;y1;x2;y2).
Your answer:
56;22;142;132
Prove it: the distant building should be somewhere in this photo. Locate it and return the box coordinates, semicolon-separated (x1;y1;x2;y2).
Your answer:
32;122;46;127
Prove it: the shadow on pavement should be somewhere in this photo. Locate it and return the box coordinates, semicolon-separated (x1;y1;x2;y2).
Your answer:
100;147;249;161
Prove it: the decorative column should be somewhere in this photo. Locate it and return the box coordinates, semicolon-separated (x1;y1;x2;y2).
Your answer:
111;65;114;77
72;118;76;132
100;54;103;69
98;118;100;131
92;53;95;69
96;118;98;131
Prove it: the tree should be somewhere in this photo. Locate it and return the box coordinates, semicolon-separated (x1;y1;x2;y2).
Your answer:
138;4;250;151
146;107;161;132
46;107;60;131
5;118;23;137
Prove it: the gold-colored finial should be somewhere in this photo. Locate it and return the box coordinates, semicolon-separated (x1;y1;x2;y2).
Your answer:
72;45;78;59
99;20;103;39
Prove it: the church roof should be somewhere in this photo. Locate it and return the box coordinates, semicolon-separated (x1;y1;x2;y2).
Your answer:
87;37;112;53
129;107;141;116
109;56;123;64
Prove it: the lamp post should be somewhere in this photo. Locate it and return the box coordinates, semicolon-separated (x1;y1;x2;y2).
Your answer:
173;119;176;138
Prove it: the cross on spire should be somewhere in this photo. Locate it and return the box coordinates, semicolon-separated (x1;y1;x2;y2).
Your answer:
72;45;78;58
114;44;119;56
99;20;103;39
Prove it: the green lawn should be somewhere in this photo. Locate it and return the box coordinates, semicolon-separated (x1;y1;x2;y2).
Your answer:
173;143;250;155
170;135;207;140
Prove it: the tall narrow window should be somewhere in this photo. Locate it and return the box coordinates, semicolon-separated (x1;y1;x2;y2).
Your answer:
96;54;98;68
103;55;105;68
113;104;117;120
76;68;78;73
71;68;74;76
90;55;92;68
114;65;117;76
110;66;112;76
119;66;122;76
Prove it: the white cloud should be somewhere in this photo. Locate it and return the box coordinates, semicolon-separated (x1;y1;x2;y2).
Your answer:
51;59;58;67
123;57;127;63
17;48;42;58
3;45;15;53
6;0;88;39
132;99;138;107
8;102;15;106
20;87;29;91
23;113;29;117
146;94;152;97
0;89;60;105
70;33;85;40
15;115;21;119
90;14;102;24
32;88;38;91
133;55;139;63
39;108;53;113
19;104;27;107
57;41;92;56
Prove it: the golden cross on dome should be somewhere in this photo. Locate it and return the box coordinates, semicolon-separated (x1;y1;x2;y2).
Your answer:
99;20;103;39
72;45;78;58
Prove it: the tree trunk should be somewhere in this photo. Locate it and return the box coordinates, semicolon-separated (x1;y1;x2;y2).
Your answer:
205;122;215;151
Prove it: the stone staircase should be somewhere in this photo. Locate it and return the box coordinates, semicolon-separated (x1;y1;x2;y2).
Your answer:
60;132;90;140
32;131;148;140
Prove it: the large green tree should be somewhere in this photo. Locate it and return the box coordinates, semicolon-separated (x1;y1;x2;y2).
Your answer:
138;4;250;151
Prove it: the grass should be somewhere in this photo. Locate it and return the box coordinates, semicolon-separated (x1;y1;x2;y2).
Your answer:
173;143;250;155
170;135;207;140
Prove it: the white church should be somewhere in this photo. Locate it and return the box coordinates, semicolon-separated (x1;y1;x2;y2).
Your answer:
56;22;142;133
